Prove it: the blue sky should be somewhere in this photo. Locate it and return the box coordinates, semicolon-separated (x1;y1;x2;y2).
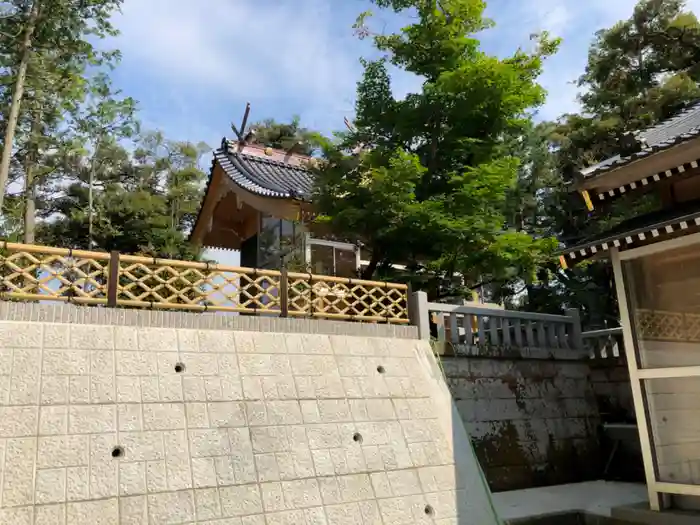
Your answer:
104;0;699;266
107;0;700;149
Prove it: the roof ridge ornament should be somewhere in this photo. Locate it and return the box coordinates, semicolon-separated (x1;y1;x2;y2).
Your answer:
231;102;252;144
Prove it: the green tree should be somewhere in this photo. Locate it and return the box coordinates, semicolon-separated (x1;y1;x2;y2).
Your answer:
503;121;562;236
131;131;209;231
244;116;319;156
579;0;700;125
314;0;560;297
532;0;700;326
11;45;101;244
72;72;138;248
163;140;210;233
555;0;700;176
0;0;123;211
39;130;206;260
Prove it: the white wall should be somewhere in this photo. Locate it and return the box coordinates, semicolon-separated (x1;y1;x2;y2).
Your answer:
0;315;500;524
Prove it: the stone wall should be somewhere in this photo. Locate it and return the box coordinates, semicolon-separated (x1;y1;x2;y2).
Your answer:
442;346;602;492
588;358;634;424
0;302;500;525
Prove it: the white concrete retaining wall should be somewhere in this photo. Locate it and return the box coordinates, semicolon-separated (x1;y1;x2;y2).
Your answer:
0;303;499;525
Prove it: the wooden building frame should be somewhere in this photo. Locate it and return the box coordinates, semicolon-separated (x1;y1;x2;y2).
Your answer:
560;100;700;513
612;235;700;511
190;138;362;277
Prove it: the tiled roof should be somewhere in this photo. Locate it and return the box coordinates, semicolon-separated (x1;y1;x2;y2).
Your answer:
188;140;316;245
559;198;700;266
213;142;315;200
581;100;700;179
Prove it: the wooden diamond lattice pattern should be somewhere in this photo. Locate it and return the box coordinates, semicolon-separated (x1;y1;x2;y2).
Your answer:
237;274;281;310
683;312;700;341
1;252;108;299
349;284;379;318
369;286;394;318
316;282;353;316
0;243;410;321
119;263;281;310
119;263;210;304
637;309;686;341
384;287;407;319
288;279;312;315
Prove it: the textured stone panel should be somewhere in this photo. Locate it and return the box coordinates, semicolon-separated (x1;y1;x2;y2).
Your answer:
0;310;498;524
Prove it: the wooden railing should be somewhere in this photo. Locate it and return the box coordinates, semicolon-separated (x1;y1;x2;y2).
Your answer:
0;241;409;323
582;327;624;360
428;301;582;351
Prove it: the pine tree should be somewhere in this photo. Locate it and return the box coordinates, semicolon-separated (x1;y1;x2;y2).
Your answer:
0;0;123;212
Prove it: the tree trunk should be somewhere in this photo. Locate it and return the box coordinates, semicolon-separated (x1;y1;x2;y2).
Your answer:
361;252;380;280
88;135;102;249
23;115;41;245
21;161;36;294
0;0;41;212
23;163;36;244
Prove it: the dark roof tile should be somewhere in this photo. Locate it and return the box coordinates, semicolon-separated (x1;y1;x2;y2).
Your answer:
214;147;315;200
188;141;316;244
581;100;700;178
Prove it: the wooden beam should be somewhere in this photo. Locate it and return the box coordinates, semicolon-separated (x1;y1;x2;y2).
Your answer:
240;102;251;142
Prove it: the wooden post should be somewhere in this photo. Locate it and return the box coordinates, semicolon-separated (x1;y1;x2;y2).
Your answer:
279;267;289;318
308;273;314;318
107;250;120;307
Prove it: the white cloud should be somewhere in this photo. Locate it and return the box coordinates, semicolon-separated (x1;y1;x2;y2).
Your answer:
115;0;353;100
111;0;700;141
524;1;573;36
111;0;396;136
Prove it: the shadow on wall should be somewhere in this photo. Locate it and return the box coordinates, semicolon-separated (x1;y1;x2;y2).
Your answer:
413;294;644;500
505;511;634;524
589;358;644;484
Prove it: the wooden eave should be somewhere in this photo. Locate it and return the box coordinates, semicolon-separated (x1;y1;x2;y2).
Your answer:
190;162;310;251
575;137;700;212
558;200;700;269
189;140;318;251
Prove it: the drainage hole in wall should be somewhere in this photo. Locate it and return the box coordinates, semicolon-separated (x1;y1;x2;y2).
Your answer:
352;433;363;444
424;505;434;516
376;365;386;374
174;363;185;373
111;446;124;459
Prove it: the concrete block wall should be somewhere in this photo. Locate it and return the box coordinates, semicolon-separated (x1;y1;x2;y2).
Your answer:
442;347;602;492
0;302;500;525
588;359;634;424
